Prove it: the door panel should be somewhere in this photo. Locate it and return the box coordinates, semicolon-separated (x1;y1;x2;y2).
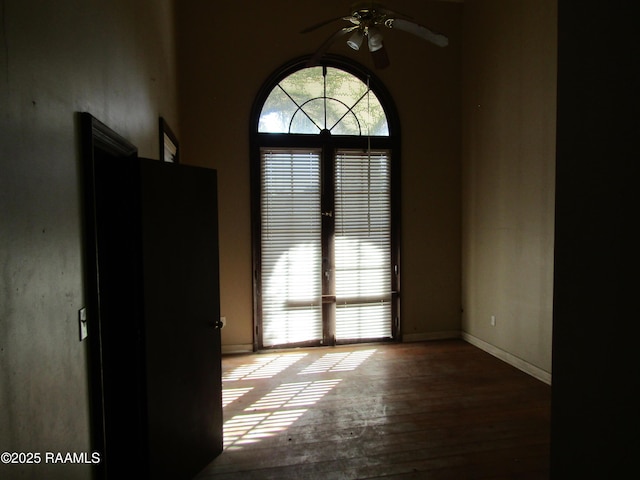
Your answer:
260;149;323;347
139;159;223;479
334;150;392;341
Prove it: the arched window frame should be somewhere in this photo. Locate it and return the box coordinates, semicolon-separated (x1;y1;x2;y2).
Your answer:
249;55;402;351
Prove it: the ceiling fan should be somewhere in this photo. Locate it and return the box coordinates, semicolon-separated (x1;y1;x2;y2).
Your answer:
301;3;449;69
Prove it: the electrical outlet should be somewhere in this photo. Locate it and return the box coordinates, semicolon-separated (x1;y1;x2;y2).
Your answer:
490;315;496;327
79;308;88;341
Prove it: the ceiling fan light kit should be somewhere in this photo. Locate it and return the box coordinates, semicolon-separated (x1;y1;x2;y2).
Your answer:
347;29;365;50
302;4;449;69
367;27;384;52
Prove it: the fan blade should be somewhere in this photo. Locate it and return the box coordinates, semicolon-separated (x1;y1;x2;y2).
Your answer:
370;43;390;69
307;26;359;66
388;18;449;47
375;6;414;22
301;15;355;33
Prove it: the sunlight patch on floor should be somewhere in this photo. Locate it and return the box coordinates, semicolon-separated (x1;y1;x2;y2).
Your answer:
224;409;308;449
223;378;342;449
222;387;254;408
222;353;308;382
247;379;342;411
222;348;377;450
298;349;377;374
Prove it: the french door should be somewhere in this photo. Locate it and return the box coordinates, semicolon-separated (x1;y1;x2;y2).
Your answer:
258;146;396;348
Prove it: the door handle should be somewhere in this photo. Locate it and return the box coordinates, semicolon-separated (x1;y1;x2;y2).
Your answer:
209;319;224;329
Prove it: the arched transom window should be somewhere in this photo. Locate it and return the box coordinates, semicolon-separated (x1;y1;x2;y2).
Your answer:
258;66;389;136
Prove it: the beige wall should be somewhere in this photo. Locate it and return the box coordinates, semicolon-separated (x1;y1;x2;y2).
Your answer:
176;0;463;350
461;0;557;379
0;1;178;478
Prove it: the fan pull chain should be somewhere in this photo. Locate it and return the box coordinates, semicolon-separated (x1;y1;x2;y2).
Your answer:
367;75;372;237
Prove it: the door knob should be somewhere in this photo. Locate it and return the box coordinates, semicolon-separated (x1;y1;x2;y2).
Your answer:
209;319;224;329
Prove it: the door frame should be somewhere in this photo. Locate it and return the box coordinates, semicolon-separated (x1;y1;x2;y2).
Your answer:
80;112;141;478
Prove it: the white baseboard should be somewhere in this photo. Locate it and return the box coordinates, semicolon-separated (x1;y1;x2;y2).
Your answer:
221;344;253;355
403;331;461;342
461;332;552;385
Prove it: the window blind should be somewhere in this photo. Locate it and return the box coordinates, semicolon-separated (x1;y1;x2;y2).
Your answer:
260;149;323;346
334;149;392;340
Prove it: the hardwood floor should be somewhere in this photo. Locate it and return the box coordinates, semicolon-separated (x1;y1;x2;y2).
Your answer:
194;340;550;479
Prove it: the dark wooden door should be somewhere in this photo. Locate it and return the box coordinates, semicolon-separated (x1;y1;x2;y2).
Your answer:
139;159;223;479
83;114;222;479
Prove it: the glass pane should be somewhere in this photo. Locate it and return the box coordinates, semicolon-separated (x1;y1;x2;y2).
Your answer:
325;68;368;108
279;67;324;106
258;65;390;136
290;109;321;134
336;302;392;339
259;87;297;133
295;98;324;133
329;112;361;136
325;99;360;135
261;149;323;346
334;150;392;341
350;92;389;136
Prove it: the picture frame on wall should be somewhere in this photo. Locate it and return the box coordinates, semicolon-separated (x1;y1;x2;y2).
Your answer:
159;117;179;163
